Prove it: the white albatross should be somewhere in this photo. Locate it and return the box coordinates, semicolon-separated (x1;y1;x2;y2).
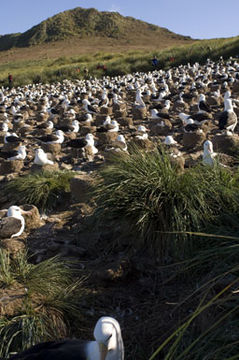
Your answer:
33;148;54;166
203;140;217;166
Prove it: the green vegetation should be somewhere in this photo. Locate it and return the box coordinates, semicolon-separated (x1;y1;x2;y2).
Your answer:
0;250;81;358
93;147;239;258
5;170;75;211
0;35;238;87
0;7;188;50
150;233;239;359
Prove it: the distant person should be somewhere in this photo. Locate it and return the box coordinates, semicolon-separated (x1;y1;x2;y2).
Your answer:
152;56;158;68
83;66;89;78
8;73;13;87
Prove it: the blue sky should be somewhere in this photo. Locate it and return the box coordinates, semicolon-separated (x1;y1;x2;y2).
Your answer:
1;0;239;39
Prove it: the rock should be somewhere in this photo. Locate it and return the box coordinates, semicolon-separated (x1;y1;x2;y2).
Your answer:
70;174;94;203
0;160;24;175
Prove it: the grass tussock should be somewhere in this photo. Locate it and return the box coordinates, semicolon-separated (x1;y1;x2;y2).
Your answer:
94;147;239;258
0;249;82;358
5;170;75;211
150;230;239;360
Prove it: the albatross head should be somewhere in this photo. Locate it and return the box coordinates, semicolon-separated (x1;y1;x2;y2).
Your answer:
94;316;124;360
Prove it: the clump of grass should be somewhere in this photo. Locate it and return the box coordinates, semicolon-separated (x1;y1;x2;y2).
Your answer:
5;170;75;211
0;249;82;358
94;147;239;258
149;231;239;360
0;250;14;286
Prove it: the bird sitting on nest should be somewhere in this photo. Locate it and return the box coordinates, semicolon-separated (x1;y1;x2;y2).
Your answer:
33;148;54;166
7;145;27;161
164;135;178;146
4;132;23;145
82;99;99;114
203;140;217;166
37;130;64;144
9;316;124;360
0;205;31;239
219;98;238;132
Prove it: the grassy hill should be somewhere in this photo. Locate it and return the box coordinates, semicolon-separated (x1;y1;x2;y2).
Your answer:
0;7;238;86
0;7;191;51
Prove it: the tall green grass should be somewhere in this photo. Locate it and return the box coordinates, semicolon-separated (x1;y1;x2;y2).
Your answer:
0;250;82;358
149;231;239;360
5;170;75;211
93;147;239;258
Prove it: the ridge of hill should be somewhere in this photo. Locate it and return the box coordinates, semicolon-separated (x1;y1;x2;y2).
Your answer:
0;7;192;51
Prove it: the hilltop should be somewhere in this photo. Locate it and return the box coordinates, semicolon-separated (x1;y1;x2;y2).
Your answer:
0;7;193;62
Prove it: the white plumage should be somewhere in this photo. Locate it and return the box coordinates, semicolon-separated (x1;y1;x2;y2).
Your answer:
34;148;54;166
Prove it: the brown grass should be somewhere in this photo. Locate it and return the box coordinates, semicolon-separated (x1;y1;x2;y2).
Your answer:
0;35;195;64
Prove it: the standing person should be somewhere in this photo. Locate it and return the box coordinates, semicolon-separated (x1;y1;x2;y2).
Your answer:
83;66;89;78
8;73;13;88
152;56;159;68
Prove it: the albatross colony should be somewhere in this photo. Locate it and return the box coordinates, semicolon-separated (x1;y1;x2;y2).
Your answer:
0;57;239;176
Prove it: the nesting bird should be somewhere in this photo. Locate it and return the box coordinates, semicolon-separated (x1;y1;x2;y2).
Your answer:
33;148;54;166
219;98;238;132
203;140;217;166
9;316;124;360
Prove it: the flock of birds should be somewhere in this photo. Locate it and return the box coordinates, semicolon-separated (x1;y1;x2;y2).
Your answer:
2;56;239;359
0;56;238;174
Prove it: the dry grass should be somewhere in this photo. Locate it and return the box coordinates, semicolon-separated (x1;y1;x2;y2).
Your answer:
0;35;194;65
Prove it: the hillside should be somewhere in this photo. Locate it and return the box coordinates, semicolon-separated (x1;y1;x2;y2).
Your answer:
0;7;192;52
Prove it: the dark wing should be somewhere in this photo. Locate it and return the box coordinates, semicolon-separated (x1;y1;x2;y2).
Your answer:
67;138;87;148
155;112;170;119
199;100;211;113
37;135;58;143
5;136;22;143
149;103;163;110
191;113;209;122
88;105;98;113
56;125;72;132
96;127;107;133
184;124;199;132
219;111;228;130
0;150;19;158
10;339;88;360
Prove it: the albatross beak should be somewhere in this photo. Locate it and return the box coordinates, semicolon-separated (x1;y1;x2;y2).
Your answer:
99;343;108;360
